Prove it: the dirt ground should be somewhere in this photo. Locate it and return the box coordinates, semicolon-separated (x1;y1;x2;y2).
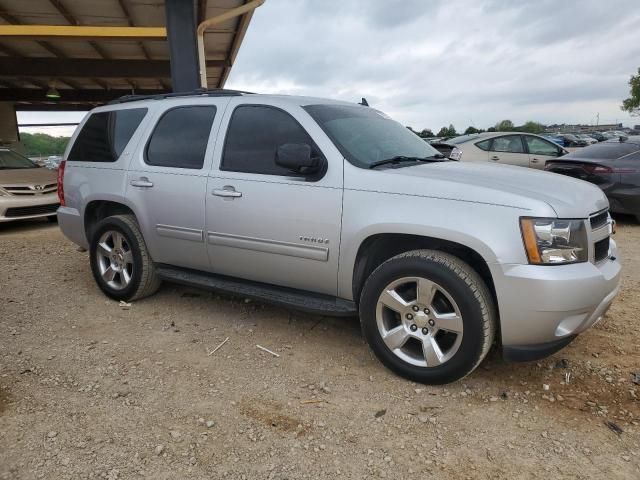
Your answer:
1;217;639;480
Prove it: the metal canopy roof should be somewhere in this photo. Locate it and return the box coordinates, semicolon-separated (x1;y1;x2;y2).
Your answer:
0;0;258;110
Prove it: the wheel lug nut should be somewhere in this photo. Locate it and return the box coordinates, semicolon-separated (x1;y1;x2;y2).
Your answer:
428;319;435;327
406;313;414;320
410;324;417;332
424;308;430;314
412;305;419;312
422;327;429;335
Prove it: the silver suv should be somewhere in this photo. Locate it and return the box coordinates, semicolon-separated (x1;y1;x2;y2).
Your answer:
57;90;621;384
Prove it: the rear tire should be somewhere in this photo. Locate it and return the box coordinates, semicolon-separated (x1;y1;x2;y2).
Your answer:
89;214;161;302
360;249;495;384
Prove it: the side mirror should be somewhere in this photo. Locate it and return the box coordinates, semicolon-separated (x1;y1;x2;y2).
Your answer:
275;143;319;174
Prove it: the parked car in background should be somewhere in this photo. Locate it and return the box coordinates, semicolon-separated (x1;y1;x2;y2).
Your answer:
542;134;566;147
45;156;63;170
576;133;598;145
557;134;588;147
545;137;640;222
57;90;619;384
588;132;608;142
432;132;567;169
0;148;59;222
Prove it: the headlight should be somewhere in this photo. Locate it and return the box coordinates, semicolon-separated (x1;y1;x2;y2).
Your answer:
520;218;588;264
449;147;462;161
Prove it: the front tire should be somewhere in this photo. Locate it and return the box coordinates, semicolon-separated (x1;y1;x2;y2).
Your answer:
89;214;161;302
360;249;495;384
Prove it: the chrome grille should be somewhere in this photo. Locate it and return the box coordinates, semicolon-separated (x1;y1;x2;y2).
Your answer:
1;183;57;195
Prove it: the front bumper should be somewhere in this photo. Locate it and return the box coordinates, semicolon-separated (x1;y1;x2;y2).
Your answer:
491;239;621;360
0;192;59;222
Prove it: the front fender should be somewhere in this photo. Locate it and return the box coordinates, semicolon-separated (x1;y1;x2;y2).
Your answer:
337;189;529;300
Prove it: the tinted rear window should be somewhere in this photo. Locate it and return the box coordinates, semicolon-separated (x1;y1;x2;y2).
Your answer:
568;142;640;160
68;108;147;162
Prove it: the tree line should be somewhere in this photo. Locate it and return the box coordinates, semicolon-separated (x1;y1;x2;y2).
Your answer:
20;132;70;156
407;120;546;139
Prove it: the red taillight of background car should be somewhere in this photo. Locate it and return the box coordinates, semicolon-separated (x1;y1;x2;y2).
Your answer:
582;164;613;175
57;160;66;206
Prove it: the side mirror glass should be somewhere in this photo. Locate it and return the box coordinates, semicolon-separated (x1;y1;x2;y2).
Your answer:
275;143;319;174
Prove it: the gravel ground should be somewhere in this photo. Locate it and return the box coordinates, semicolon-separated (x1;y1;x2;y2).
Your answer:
1;217;639;479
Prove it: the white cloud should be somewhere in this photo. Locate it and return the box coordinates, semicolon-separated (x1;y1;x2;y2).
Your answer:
227;0;640;130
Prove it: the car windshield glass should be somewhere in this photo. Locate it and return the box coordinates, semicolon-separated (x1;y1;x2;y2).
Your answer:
570;142;640;160
303;104;441;168
0;149;38;169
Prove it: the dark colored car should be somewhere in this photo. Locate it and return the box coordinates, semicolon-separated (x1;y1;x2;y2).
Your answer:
557;134;588;147
545;137;640;221
588;132;608;142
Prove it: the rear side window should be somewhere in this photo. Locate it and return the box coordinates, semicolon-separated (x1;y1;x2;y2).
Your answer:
146;106;217;169
68;108;147;162
490;135;524;153
475;139;491;151
221;105;318;175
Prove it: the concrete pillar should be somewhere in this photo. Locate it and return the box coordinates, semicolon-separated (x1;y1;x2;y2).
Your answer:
0;102;22;153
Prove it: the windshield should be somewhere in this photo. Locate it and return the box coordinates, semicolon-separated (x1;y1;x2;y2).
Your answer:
303;104;441;168
0;149;38;169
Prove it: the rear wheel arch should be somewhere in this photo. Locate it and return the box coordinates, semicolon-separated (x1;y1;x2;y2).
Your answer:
84;200;136;242
352;233;498;315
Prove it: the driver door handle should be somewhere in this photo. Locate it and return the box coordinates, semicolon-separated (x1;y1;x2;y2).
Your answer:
212;187;242;198
490;155;500;161
130;177;153;188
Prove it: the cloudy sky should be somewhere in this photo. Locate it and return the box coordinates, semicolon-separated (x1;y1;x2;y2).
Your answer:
227;0;640;132
20;0;640;136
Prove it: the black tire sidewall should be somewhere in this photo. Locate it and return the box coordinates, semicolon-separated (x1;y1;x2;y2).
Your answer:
89;217;144;301
360;255;487;384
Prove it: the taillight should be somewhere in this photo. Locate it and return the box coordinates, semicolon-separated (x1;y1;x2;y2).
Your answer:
57;160;66;206
582;163;636;175
582;164;612;175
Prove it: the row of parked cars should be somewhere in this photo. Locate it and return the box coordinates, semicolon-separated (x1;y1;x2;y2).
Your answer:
542;131;632;148
430;132;640;222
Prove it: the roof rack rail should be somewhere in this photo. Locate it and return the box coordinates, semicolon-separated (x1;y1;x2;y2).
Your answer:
109;88;254;104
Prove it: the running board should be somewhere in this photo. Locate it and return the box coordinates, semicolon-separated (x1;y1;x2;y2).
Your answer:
157;265;357;317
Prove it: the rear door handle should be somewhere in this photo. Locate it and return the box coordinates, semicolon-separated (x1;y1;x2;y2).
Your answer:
212;187;242;198
130;177;153;188
531;158;540;163
490;155;500;161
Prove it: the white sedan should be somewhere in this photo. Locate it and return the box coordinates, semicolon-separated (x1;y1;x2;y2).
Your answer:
442;132;568;169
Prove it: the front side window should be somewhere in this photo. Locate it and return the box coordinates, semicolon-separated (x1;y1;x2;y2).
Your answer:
221;105;319;175
146;106;217;169
68;108;147;162
490;135;524;153
303;104;441;168
525;136;560;156
0;149;38;169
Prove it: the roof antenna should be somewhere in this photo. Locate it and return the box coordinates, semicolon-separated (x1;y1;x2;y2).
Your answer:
359;97;369;107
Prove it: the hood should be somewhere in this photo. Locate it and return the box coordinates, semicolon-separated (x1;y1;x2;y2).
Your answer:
346;161;608;218
0;167;57;186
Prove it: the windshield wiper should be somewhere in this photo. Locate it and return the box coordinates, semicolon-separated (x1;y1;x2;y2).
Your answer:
368;154;446;169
